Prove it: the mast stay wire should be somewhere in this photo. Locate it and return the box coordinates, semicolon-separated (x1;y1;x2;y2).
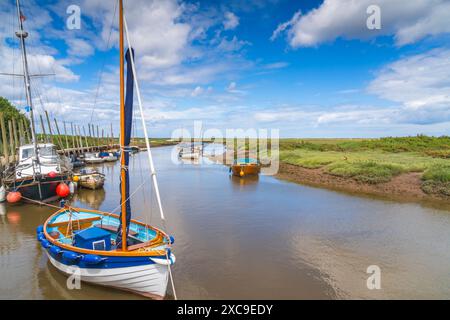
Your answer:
123;8;178;300
11;3;16;106
19;0;107;139
15;0;53;139
21;1;62;131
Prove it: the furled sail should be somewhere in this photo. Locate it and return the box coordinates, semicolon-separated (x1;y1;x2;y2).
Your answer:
116;48;135;248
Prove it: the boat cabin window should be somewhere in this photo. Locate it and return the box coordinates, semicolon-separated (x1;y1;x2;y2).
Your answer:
92;240;106;251
21;147;35;159
40;146;57;157
21;146;58;161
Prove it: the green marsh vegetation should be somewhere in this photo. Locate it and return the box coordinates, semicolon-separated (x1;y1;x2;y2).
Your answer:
278;136;450;196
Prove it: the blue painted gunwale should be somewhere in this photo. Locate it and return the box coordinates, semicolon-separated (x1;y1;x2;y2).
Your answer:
37;207;174;269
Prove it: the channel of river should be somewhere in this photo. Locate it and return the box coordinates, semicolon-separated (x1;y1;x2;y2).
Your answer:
1;145;449;299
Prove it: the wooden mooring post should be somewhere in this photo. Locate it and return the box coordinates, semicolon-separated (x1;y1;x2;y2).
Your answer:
8;120;15;160
0;113;9;165
12;119;19;148
63;121;69;149
44;110;54;144
18;120;25;146
40;114;47;143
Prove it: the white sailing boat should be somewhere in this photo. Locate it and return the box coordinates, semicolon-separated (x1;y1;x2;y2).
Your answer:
36;0;176;299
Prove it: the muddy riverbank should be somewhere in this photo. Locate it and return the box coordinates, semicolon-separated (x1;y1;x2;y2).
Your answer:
208;151;449;204
276;162;449;204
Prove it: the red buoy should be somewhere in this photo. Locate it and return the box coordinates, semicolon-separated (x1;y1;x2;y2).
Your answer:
47;171;57;178
7;191;22;203
56;183;70;198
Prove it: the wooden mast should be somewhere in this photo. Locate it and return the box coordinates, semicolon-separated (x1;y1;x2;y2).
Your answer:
119;0;127;251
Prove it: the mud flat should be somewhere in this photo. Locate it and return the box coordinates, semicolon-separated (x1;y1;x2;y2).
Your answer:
276;162;449;204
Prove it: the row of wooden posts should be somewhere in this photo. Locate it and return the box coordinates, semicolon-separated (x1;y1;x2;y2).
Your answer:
0;112;31;165
0;110;117;166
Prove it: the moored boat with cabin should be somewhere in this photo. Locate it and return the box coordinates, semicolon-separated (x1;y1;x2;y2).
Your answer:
83;152;104;164
231;158;261;177
2;143;71;202
99;151;118;162
0;1;71;203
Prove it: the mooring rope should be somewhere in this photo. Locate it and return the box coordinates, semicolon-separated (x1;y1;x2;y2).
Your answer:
20;195;66;209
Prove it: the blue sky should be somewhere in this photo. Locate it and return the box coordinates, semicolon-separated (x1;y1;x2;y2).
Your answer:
0;0;449;138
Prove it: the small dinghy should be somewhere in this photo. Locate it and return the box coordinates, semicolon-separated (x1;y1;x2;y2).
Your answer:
38;1;176;299
74;169;105;190
37;207;175;299
179;151;200;160
83;152;104;164
231;158;261;177
178;144;201;160
99;152;118;162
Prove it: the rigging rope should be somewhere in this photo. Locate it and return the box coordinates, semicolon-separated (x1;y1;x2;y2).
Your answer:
19;195;64;209
107;173;150;215
123;11;178;300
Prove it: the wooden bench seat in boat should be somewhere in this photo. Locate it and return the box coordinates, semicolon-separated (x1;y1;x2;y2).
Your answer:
127;232;164;251
97;224;138;237
48;216;102;235
48;216;102;228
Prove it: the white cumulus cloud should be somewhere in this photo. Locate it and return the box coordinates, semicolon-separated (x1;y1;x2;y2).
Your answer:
223;12;239;30
273;0;450;47
368;49;450;110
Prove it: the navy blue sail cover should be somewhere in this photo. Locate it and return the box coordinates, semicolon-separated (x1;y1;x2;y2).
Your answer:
116;48;134;248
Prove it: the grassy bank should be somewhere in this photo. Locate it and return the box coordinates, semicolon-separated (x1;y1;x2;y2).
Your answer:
278;136;450;198
130;138;178;148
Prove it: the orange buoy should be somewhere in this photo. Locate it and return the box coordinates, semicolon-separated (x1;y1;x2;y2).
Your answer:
56;183;70;198
6;191;22;203
240;170;244;177
48;171;57;178
72;175;80;182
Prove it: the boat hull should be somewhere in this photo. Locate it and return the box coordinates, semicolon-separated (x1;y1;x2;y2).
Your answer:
39;207;175;299
103;156;118;162
46;252;169;299
231;164;260;177
4;174;69;202
71;161;85;168
84;159;104;164
75;173;105;190
180;152;200;159
0;186;5;203
79;179;104;190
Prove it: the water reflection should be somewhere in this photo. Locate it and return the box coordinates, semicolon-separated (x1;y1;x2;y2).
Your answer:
229;175;259;188
74;188;106;210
